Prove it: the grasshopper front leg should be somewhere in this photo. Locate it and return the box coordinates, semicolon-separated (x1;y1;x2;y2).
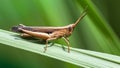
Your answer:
62;37;70;53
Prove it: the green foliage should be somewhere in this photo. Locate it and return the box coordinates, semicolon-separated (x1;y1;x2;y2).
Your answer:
0;29;120;68
0;0;120;68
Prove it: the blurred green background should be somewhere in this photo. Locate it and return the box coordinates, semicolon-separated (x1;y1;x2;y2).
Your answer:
0;0;120;68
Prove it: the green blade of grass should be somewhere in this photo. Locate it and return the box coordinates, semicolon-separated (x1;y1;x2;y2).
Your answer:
0;29;120;68
76;0;120;55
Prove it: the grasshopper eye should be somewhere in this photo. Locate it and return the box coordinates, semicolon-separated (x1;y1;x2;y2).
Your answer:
68;26;72;32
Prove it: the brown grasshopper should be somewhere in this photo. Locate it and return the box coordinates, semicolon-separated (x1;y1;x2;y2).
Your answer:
11;9;87;53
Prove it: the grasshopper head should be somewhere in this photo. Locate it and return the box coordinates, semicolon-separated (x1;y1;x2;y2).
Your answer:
67;24;75;34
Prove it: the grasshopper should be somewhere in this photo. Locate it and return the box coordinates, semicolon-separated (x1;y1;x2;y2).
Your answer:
11;9;87;53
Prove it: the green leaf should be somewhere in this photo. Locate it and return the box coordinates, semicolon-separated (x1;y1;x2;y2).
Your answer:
0;29;120;68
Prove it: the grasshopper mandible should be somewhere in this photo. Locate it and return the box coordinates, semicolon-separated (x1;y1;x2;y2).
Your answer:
11;9;87;53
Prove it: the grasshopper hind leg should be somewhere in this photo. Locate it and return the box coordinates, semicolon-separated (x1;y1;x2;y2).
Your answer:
44;38;57;53
20;33;32;37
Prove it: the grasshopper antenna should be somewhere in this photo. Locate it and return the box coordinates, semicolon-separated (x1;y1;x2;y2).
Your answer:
72;6;88;28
